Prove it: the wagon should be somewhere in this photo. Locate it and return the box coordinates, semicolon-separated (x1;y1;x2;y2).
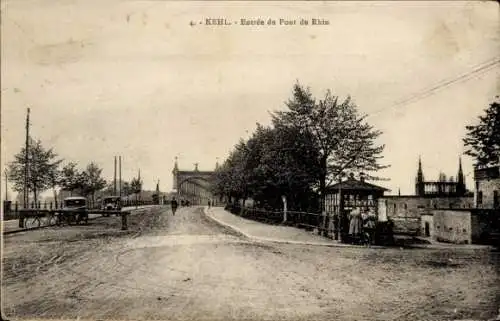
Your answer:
60;196;88;225
101;196;122;216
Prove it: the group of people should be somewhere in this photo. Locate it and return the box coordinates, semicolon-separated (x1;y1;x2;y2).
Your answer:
169;197;216;215
347;207;377;245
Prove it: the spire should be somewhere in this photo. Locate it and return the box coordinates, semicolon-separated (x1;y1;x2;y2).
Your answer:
416;156;424;183
398;188;401;196
194;162;199;171
173;156;179;173
138;169;141;181
457;156;466;195
458;157;464;182
415;156;425;196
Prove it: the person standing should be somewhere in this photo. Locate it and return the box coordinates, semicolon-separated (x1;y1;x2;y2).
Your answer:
348;208;362;244
171;197;178;216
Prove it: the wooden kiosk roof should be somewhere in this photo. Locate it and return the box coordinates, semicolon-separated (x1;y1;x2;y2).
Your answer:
325;178;390;193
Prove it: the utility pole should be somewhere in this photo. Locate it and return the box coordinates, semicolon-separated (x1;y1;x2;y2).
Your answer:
119;156;122;197
114;156;117;195
24;108;30;208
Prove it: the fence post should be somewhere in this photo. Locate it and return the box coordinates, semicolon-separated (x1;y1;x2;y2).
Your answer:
19;211;24;228
121;212;128;230
281;195;287;223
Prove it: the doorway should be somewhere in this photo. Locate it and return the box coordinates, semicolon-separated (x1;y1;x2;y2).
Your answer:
425;222;430;237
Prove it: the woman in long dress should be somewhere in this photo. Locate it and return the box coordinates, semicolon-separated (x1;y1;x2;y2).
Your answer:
349;208;362;244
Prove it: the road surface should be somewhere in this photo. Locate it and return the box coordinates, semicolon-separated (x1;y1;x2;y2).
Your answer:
2;206;499;321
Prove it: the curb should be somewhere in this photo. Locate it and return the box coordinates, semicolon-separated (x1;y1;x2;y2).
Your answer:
202;207;496;251
202;207;381;249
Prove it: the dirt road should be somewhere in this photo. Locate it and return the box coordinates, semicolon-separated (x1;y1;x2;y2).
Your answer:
2;206;499;321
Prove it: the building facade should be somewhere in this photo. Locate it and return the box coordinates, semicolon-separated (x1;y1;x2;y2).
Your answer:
415;157;467;197
474;165;500;209
379;157;474;236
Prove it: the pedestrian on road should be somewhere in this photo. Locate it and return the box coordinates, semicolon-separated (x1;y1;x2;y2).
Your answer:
208;199;211;208
171;197;178;216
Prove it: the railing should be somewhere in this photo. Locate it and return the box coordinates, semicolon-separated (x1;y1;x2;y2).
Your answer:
224;203;396;245
225;205;283;224
3;199;158;220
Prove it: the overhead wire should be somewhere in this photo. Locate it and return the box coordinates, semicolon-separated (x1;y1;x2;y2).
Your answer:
368;56;500;118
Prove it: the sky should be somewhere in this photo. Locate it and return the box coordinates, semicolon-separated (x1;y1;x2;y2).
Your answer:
1;0;499;198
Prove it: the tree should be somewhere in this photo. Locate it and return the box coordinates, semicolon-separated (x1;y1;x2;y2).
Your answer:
7;137;62;205
59;162;84;196
80;162;106;206
130;176;142;205
463;98;500;168
122;181;132;197
272;83;388;207
244;123;320;210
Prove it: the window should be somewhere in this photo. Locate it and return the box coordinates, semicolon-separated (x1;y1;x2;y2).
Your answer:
404;203;407;210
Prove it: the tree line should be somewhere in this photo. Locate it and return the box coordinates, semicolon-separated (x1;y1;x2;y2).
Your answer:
213;85;498;212
211;83;388;211
6;137;142;206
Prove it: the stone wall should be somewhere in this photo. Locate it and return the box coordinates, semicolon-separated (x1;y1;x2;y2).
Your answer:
432;210;471;244
421;214;434;238
378;196;474;235
476;177;500;209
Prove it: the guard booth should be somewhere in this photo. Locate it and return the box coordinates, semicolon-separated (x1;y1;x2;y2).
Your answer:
324;173;389;242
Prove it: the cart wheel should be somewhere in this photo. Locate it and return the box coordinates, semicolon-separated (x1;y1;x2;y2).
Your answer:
25;217;40;229
48;215;58;226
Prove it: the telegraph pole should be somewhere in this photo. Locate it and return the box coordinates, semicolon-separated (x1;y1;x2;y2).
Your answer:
24;108;30;208
114;156;117;195
119;156;122;197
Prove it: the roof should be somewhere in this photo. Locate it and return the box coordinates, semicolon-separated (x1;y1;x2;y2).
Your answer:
63;196;87;200
326;179;390;193
177;170;214;175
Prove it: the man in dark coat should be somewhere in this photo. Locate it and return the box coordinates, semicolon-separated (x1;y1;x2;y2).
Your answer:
171;197;178;215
